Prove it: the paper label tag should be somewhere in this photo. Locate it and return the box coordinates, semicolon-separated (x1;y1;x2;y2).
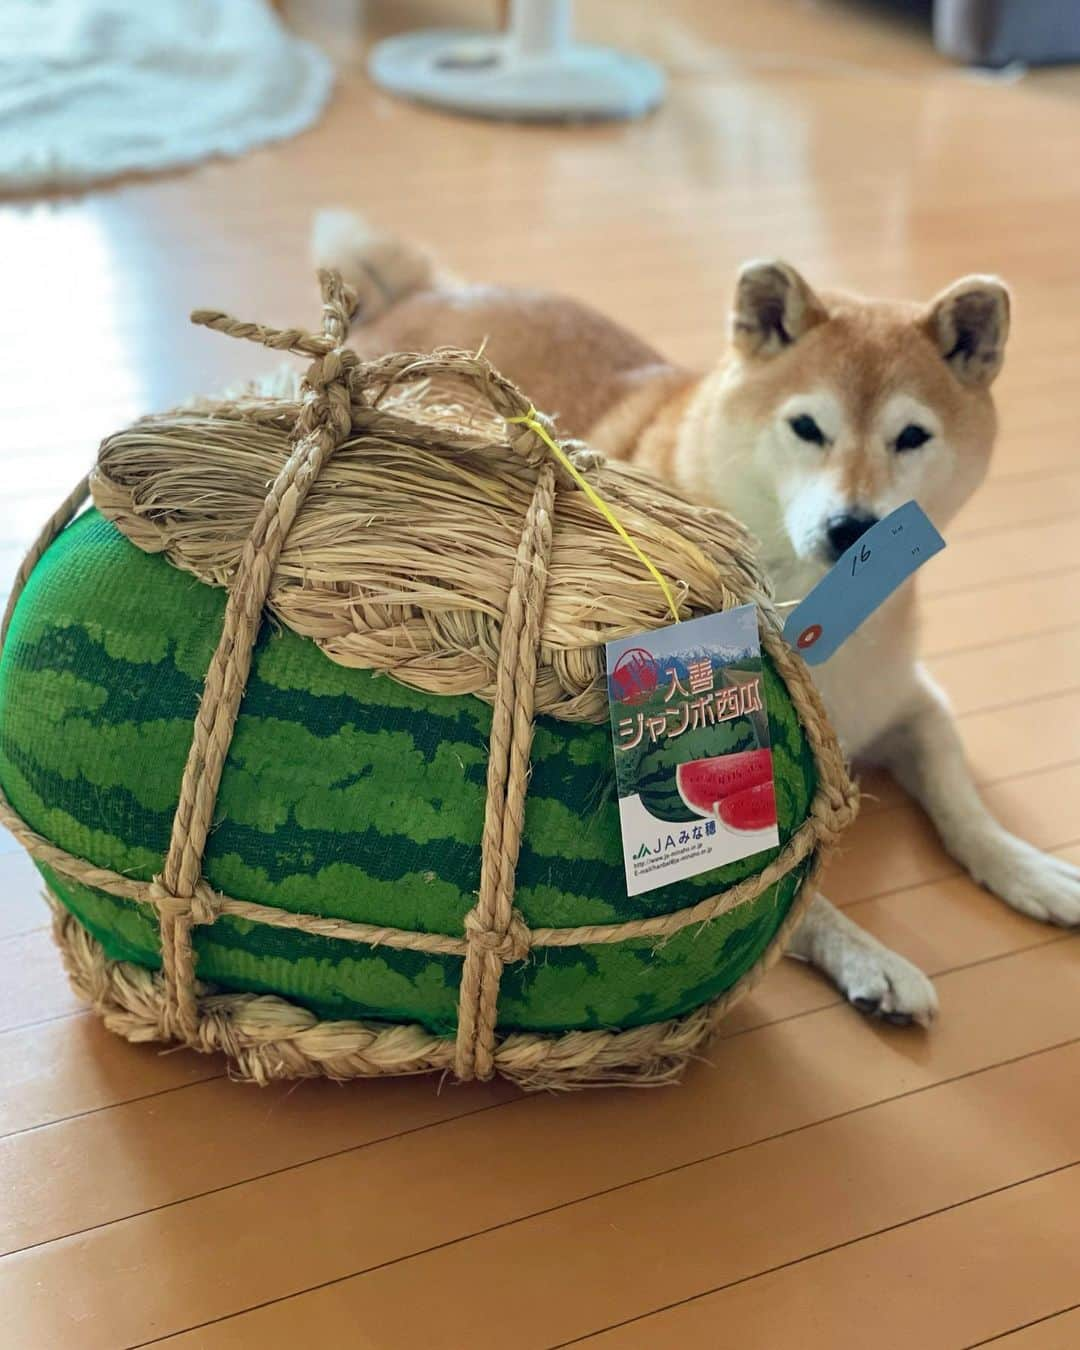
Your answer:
782;501;946;665
606;606;779;897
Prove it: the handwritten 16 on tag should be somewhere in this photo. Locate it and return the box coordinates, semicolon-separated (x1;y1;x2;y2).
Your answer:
782;500;945;666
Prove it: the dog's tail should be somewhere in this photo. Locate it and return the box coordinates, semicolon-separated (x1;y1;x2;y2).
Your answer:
311;209;435;324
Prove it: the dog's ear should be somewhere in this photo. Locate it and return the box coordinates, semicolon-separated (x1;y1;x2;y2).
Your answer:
732;261;828;357
920;276;1010;387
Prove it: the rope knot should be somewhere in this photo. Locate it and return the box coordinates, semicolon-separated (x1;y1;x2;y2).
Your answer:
505;406;560;471
811;780;861;842
296;346;358;443
503;408;602;491
149;877;222;926
463;907;531;964
305;344;356;391
562;438;606;474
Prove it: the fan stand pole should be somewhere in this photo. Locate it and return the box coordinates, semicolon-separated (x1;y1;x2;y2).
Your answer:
368;0;665;123
509;0;571;56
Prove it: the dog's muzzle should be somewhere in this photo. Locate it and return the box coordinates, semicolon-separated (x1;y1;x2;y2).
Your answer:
825;512;879;561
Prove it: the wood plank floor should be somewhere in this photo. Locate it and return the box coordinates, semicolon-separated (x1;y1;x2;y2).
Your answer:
2;1;1079;1345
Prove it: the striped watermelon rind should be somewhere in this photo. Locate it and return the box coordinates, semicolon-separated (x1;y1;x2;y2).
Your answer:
0;512;819;1035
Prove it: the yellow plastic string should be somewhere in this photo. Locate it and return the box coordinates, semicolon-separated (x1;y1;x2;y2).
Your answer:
507;408;682;624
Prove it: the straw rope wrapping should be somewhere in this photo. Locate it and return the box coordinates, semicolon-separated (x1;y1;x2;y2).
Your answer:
154;271;361;1042
0;270;860;1089
454;459;555;1079
90;357;761;724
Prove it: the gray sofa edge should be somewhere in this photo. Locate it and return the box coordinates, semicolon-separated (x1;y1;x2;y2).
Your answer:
935;0;1080;67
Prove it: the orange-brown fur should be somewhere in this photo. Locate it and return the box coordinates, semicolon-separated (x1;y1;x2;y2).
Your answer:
314;212;1080;1025
354;284;696;454
346;261;999;563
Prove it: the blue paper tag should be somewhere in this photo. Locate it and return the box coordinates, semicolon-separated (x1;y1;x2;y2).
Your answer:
782;501;945;665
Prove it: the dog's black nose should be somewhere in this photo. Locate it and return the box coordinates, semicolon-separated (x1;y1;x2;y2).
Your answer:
825;512;878;560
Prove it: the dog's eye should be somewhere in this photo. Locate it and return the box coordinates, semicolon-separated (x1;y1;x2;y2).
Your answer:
895;423;931;452
789;414;826;446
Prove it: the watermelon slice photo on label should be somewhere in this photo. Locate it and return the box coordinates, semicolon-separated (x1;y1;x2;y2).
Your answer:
718;780;778;834
675;748;773;819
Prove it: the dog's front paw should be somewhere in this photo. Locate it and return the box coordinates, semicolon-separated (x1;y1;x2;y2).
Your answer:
972;837;1080;927
789;897;939;1027
839;941;939;1028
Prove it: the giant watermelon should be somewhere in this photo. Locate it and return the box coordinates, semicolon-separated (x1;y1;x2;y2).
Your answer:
0;511;818;1036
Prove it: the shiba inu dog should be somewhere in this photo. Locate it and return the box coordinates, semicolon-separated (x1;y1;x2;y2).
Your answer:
316;210;1080;1026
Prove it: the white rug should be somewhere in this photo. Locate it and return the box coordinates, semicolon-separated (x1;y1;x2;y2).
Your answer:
0;0;334;193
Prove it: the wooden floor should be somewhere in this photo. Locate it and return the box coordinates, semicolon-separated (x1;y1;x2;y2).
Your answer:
3;1;1080;1345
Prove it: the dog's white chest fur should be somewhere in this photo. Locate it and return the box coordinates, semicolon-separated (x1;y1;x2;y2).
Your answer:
801;613;917;760
768;555;918;763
